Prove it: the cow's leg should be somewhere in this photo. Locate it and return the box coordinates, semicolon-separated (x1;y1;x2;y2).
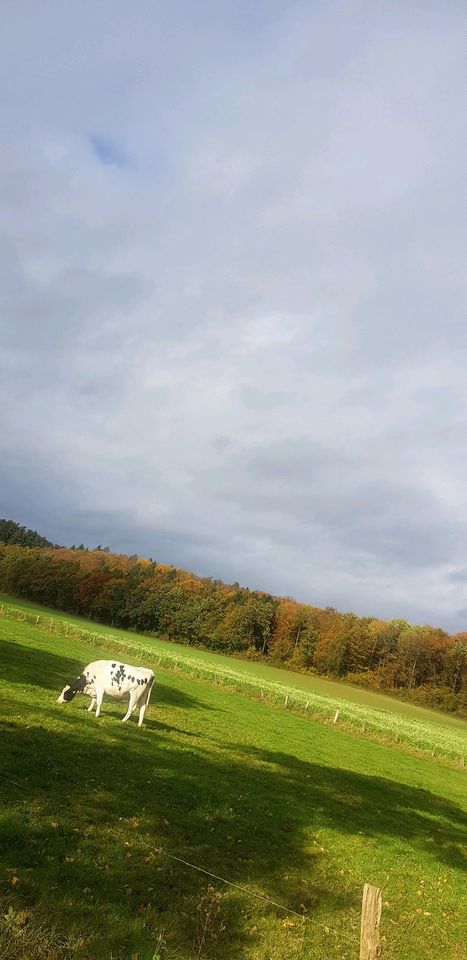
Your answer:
122;690;139;723
88;697;97;713
138;678;154;728
94;689;104;718
138;700;147;728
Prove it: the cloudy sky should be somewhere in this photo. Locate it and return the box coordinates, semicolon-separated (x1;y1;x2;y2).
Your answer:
1;1;466;630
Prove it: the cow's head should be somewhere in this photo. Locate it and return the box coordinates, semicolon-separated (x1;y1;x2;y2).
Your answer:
56;674;87;704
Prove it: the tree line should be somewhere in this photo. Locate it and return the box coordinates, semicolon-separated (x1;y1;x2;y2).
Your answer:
0;539;465;714
0;518;54;549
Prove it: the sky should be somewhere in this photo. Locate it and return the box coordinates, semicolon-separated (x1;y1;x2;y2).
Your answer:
1;1;466;631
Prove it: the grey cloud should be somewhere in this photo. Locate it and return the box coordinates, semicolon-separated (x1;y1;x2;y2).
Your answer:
448;571;467;585
208;440;459;566
0;451;84;538
2;269;142;351
1;1;466;632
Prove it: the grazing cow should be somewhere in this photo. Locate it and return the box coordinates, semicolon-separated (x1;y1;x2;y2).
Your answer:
57;660;155;727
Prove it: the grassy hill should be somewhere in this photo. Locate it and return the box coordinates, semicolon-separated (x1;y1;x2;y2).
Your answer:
1;536;465;717
0;596;466;960
1;594;465;763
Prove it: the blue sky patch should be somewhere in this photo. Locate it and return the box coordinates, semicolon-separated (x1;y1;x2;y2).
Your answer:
90;136;130;168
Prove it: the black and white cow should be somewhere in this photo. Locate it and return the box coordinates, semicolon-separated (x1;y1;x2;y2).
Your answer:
57;660;155;727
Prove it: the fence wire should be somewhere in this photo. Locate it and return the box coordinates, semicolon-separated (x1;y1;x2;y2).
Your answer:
155;846;357;942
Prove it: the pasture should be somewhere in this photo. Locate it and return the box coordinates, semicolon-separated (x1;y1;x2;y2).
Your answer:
1;594;465;763
0;600;466;959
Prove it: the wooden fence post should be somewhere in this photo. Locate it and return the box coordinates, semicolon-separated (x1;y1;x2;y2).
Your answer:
360;883;382;960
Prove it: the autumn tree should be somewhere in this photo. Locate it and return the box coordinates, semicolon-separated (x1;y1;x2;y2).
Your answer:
0;538;465;714
269;600;298;660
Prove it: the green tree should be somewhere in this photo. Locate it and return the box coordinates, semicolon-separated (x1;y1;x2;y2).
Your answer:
0;518;54;548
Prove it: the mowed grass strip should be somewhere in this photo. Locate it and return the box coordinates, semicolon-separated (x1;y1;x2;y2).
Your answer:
0;611;466;960
1;595;466;763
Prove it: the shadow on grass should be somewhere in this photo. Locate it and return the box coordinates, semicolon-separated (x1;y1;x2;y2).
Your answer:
0;718;350;960
1;711;466;960
238;746;467;873
1;638;466;959
149;679;218;712
0;639;82;691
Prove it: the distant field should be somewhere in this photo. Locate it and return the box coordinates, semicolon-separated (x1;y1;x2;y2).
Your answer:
1;592;464;725
1;594;466;763
0;599;466;960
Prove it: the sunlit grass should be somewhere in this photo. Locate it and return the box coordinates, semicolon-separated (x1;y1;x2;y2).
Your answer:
1;596;465;763
0;599;466;960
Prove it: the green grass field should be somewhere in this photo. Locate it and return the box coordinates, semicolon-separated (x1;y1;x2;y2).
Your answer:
0;597;466;960
2;593;465;724
1;594;465;763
